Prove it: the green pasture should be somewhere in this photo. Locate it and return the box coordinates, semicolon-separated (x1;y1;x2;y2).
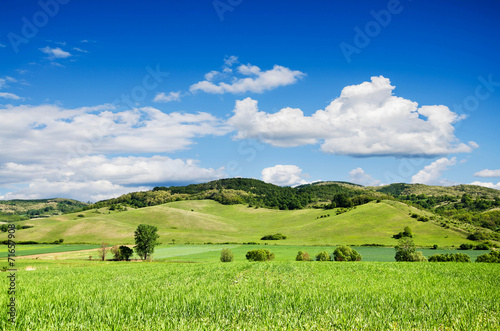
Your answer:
0;244;99;258
1;260;499;330
17;200;474;246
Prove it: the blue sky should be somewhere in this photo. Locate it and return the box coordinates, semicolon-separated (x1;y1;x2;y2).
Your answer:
1;0;499;201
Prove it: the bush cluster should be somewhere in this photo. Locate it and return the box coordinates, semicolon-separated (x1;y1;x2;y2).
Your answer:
246;249;275;261
467;232;488;241
392;226;413;239
295;251;311;261
261;233;287;240
428;253;471;262
474;243;490;250
315;251;331;261
476;251;500;263
458;243;474;250
333;245;362;261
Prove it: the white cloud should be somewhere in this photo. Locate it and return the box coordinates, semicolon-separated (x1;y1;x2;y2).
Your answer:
0;92;22;100
224;55;238;67
474;169;500;178
0;103;229;163
261;165;308;187
153;91;181;103
0;155;226;202
73;47;88;53
411;157;457;185
204;71;219;81
0;179;150;202
0;43;6;48
348;168;382;186
190;61;305;94
0;76;16;89
39;46;72;59
469;181;500;190
227;76;477;157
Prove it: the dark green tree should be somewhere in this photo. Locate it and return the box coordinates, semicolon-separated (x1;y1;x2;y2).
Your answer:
119;246;134;261
134;224;160;260
333;245;362;261
395;237;427;262
315;251;331;261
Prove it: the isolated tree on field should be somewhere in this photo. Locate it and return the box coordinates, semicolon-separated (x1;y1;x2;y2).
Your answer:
134;224;160;260
395;237;427;262
97;242;109;261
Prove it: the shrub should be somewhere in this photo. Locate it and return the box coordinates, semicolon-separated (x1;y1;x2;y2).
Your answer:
395;237;427;262
246;249;274;261
431;244;438;250
467;232;487;241
476;251;500;263
428;253;471;262
459;243;474;250
315;251;331;261
77;214;85;218
111;245;121;260
119;246;133;261
333;245;362;261
417;216;429;222
474;243;490;250
393;226;413;239
261;233;287;240
220;248;234;262
296;251;310;261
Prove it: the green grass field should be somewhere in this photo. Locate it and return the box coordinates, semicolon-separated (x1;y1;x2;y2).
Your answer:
9;243;489;263
16;200;474;247
0;244;99;258
2;259;499;330
152;244;490;263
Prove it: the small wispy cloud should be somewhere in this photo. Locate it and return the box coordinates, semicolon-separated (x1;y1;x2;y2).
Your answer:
0;92;22;100
39;46;72;59
0;76;17;89
73;47;88;53
0;43;6;48
153;91;181;103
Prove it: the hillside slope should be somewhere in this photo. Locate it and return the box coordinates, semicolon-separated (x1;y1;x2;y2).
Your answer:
18;200;474;247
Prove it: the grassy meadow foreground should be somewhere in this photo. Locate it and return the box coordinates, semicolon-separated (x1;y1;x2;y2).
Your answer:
2;259;499;330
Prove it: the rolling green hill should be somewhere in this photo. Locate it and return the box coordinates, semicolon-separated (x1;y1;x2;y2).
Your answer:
0;198;88;222
16;199;476;247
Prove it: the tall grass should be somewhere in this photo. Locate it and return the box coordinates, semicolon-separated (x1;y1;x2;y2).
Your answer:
2;261;499;330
